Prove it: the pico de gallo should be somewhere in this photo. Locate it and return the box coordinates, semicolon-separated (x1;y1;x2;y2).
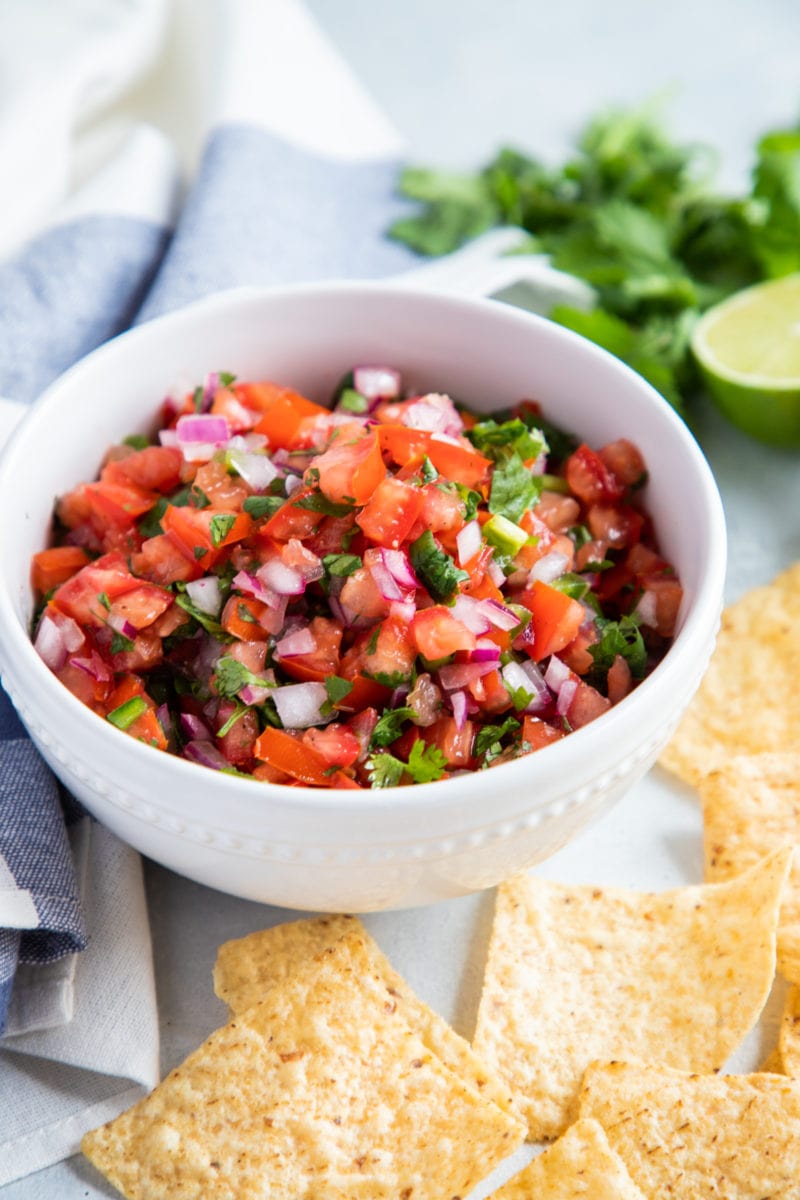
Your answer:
31;366;682;789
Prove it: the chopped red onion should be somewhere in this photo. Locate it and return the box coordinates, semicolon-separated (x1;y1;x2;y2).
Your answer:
285;539;324;584
257;558;305;596
556;678;578;717
183;739;230;770
180;711;212;741
228;433;268;452
456;520;481;567
34;613;74;670
486;558;506;587
239;683;272;706
450;689;468;731
528;550;570;585
285;474;303;496
544;655;571;694
469;638;501;663
451;594;491;635
176;413;230;445
353;365;401;400
107;613;138;640
256;595;288;635
156;703;174;741
389;598;416;623
69;653;112;684
185;575;224;616
232;570;277;607
274;626;317;658
477;598;520;631
228;448;279;491
158;428;179;448
437;659;497;692
633;589;659;629
368;556;405;602
402;392;463;437
382;548;419;590
272;681;329;728
501;660;549;713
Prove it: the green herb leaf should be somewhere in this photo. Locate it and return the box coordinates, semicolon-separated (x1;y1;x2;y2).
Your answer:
294;491;356;517
123;434;150;450
489;450;541;524
97;591;111;611
218;371;237;386
321;675;354;715
192;385;205;412
371;706;417;748
409;530;468;602
321;553;362;591
137;496;169;539
243;494;285;520
216;703;247;738
468;418;546;462
506;683;536;712
110;630;135;655
587;614;647;686
337;388;369;414
175;592;233;640
191;485;211;510
474;715;521;759
366;739;448;788
213;656;273;699
209;513;236;547
366;753;406;789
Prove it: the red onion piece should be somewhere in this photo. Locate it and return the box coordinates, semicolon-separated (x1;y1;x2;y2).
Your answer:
368;557;405;602
469;638;501;663
69;652;112;684
544;655;571;694
437;659;497;692
353;365;401;400
203;372;220;406
382;548;419;591
180;712;212;741
451;594;492;635
556;678;578;717
402;392;463;437
256;595;288;635
528;550;570;585
456;520;481;567
238;683;272;706
389;598;416;623
228;448;279;491
501;660;549;713
183;739;230;770
477;598;520;632
450;689;468;731
185;575;223;617
634;589;659;629
176;414;230;445
232;570;276;607
272;681;328;729
274;627;317;659
158;428;179;448
486;558;506;587
34;613;77;670
156;703;174;741
107;613;138;640
257;558;305;596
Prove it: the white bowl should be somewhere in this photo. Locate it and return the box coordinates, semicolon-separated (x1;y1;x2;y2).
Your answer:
0;283;726;911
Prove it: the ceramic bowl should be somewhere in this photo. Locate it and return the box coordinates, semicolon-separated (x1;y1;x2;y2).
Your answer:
0;283;726;910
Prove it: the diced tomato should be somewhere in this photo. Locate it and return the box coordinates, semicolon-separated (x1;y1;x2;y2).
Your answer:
521;715;566;751
52;552;143;626
192;460;249;510
636;575;683;638
214;702;259;767
480;667;513;714
304;513;358;557
162;505;253;566
575;538;609;572
417;483;467;538
425;716;475;769
346;707;379;757
559;625;598;675
356;477;424;548
102;446;183;493
83;481;155;527
31;546;91;594
598;438;647;489
252;726;355;787
301;724;361;769
279;616;343;683
258;487;325;542
411;606;477;661
131;534;201;585
533;491;581;532
364;617;417;682
606;654;633;704
565;444;625;506
517;580;585;662
210;386;260;433
108;584;173;630
238;381;330;449
378;425;491;488
564;679;611;729
220;595;271;641
339;567;389;621
110;627;164;673
312;430;385;506
587;502;644;549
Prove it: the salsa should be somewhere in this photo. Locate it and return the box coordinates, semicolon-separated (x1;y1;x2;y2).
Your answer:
31;367;682;788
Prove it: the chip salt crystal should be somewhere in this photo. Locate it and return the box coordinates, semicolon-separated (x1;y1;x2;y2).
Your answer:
472;850;791;1140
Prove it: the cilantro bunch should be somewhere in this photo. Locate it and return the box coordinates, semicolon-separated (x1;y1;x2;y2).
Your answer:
389;104;800;414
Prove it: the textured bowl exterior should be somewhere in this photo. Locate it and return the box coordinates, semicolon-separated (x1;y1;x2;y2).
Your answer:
0;283;726;910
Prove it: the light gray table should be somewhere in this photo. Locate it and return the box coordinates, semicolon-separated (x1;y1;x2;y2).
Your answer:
5;0;800;1194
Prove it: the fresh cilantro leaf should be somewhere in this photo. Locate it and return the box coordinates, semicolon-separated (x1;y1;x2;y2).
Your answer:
218;371;237;386
405;740;448;783
321;675;354;715
488;450;541;525
175;592;233;640
371;706;417;748
367;669;414;689
110;631;135;655
435;478;482;521
366;753;406;788
474;715;520;759
507;683;535;712
214;656;272;699
194;546;208;560
216;703;247;738
587;614;647;687
409;530;468;602
337;388;369;414
294;492;355;517
365;626;380;656
468;418;546;462
420;455;439;483
243;495;285;520
569;523;593;548
138;496;169;539
191;485;211;510
123;434;150;450
209;513;236;547
192;385;205;412
97;591;111;611
321;553;362;591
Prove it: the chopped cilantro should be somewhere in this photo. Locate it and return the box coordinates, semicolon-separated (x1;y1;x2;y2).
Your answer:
123;434;150;450
409;530;468;602
243;494;285;520
209;513;236;547
110;630;135;655
488;449;542;524
321;553;362;592
338;388;369;414
420;456;439;483
192;385;204;412
97;591;111;611
107;696;147;730
218;371;237;386
365;626;380;656
175;592;233;640
474;715;520;759
216;703;247;738
194;546;208;560
468;417;546;462
190;485;211;510
568;523;593;548
587;614;647;687
237;603;257;624
506;683;536;712
214;656;272;699
370;706;417;748
368;669;414;689
137;496;169;539
367;740;448;788
294;492;355;517
321;675;354;715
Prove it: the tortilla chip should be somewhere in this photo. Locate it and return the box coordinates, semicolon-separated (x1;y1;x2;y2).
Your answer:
472;850;790;1140
660;562;800;785
214;914;520;1120
487;1117;646;1199
579;1060;800;1198
700;751;800;982
82;929;525;1200
780;983;800;1078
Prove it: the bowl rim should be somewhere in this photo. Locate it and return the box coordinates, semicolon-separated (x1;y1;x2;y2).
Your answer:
0;280;727;814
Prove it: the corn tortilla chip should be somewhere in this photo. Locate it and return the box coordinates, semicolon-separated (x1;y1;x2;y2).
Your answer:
780;983;800;1078
82;929;525;1200
579;1060;800;1199
487;1117;646;1199
660;562;800;785
214;914;520;1120
700;751;800;982
472;850;790;1140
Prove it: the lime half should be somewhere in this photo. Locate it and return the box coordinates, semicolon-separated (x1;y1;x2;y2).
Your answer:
692;273;800;447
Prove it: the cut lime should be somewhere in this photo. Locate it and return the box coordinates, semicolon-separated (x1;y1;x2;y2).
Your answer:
692;273;800;447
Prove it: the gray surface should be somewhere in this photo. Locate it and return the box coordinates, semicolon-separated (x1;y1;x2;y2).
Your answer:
6;1;800;1195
